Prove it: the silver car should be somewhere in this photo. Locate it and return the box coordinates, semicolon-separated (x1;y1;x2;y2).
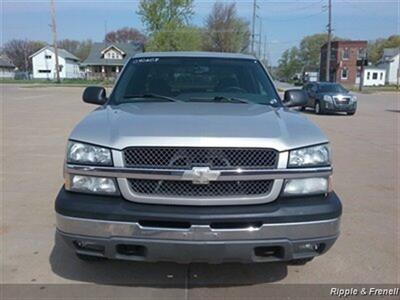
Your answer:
56;52;342;264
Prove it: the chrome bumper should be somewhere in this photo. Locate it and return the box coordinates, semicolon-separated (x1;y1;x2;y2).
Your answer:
57;214;340;263
56;213;340;241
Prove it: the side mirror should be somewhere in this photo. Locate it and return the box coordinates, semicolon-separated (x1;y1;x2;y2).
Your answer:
283;89;308;107
83;86;107;105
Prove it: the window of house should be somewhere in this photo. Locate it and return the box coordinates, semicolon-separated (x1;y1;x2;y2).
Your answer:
341;68;348;79
372;72;378;80
330;48;337;60
367;72;370;80
45;55;52;59
342;48;350;60
111;53;116;59
357;48;365;60
38;70;51;73
380;72;383;80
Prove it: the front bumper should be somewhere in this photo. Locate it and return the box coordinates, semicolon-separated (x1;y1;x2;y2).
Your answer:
55;188;342;263
323;101;357;112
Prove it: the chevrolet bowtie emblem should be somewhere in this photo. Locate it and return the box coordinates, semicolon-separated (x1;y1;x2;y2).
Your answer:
182;167;221;185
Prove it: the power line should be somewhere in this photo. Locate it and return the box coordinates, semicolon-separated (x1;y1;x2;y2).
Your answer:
259;11;325;23
263;0;324;13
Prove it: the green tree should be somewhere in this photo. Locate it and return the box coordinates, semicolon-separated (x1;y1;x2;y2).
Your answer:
299;33;329;69
276;47;302;81
368;35;400;64
202;2;250;53
276;33;341;81
146;23;202;51
298;33;341;70
138;0;194;33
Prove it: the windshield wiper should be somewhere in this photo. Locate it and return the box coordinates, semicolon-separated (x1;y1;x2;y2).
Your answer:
189;96;251;104
123;93;181;102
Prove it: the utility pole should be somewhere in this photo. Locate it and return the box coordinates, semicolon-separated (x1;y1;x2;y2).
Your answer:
50;0;60;83
263;34;267;65
251;0;257;54
325;0;332;82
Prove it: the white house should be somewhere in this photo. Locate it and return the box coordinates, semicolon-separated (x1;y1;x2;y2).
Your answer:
0;56;16;78
30;46;81;79
378;48;400;85
363;67;386;86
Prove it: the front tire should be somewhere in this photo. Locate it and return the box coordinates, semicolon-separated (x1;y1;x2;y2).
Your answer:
315;101;323;114
347;111;355;116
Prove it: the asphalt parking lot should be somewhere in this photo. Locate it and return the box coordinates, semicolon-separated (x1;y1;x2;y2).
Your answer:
1;84;399;297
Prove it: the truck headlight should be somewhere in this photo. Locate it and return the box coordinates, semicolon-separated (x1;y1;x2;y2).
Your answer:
288;144;330;167
67;141;112;165
66;175;118;195
283;177;329;196
323;95;333;102
352;95;357;102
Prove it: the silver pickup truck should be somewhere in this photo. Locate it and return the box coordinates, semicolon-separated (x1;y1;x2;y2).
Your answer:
56;52;341;264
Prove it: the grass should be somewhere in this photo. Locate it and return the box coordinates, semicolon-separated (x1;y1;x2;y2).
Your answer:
349;85;400;93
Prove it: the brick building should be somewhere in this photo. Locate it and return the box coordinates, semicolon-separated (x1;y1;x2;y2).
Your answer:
320;40;367;86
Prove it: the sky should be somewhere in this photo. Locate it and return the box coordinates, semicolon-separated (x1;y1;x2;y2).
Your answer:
2;0;399;65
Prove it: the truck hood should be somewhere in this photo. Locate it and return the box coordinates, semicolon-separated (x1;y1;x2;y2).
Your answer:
69;103;328;152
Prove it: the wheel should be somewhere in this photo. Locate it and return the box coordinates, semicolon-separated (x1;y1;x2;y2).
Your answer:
300;106;306;111
347;111;355;116
76;253;107;262
315;101;323;114
288;258;314;265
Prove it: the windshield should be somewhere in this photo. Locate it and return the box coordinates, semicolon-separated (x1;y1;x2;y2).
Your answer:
110;57;281;106
318;83;348;93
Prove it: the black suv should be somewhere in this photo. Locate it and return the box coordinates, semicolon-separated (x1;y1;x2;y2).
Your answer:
302;82;357;115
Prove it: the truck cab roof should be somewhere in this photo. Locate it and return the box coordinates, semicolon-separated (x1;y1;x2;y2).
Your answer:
133;51;257;60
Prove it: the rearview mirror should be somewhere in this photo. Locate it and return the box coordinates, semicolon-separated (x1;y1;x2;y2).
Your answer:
83;86;107;105
283;89;308;107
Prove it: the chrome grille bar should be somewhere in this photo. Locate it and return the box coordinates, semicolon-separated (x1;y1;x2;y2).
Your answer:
66;164;332;181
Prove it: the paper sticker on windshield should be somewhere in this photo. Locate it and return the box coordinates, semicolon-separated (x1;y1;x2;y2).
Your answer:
132;58;159;64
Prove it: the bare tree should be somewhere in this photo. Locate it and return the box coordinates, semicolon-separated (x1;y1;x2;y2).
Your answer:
202;2;250;53
105;27;147;44
2;39;45;71
57;39;92;60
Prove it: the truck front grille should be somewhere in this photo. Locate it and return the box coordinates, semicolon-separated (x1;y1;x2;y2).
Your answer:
123;147;278;169
128;179;273;198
